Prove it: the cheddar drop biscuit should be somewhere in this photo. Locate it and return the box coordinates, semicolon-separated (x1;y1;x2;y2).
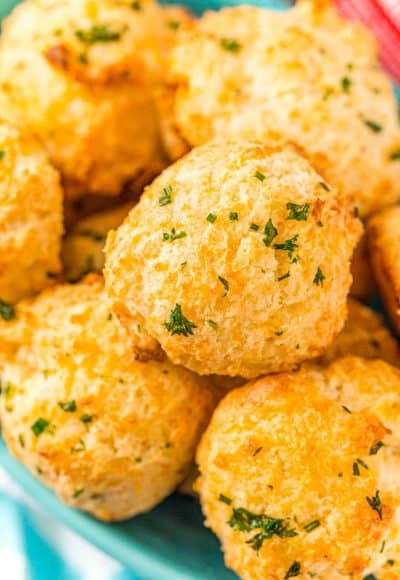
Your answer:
0;275;217;521
105;141;361;377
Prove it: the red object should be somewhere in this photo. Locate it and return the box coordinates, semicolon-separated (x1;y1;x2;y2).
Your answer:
334;0;400;85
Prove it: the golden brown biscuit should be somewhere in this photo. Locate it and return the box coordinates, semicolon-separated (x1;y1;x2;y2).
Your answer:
62;202;133;282
368;205;400;337
350;234;376;301
0;275;217;521
165;0;400;217
0;120;63;304
321;298;399;366
197;356;400;580
105;140;361;378
0;0;166;199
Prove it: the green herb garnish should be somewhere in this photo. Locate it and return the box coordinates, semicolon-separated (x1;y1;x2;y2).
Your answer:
366;490;382;519
0;150;5;160
363;118;382;133
250;223;260;231
207;213;217;223
353;462;360;476
278;272;290;282
162;228;186;242
286;203;310;221
273;235;299;258
319;181;330;192
304;520;320;533
73;488;84;498
254;170;266;182
370;441;384;455
76;25;122;44
58;400;77;413
228;507;297;552
313;267;325;286
220;38;241;52
389;148;400;161
207;319;218;330
218;276;229;296
31;418;50;437
165;303;197;336
263;219;278;247
219;494;232;505
341;76;351;93
342;405;352;414
80;414;93;424
0;301;16;321
285;561;301;578
159;185;172;206
229;212;238;221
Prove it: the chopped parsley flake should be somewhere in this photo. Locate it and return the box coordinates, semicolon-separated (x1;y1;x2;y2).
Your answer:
159;185;172;206
207;213;217;223
0;150;5;160
0;301;16;321
58;400;77;413
341;76;352;93
73;488;84;498
319;181;330;192
342;405;352;414
167;20;180;30
31;418;50;437
254;170;266;182
220;38;241;52
275;331;284;336
285;561;301;578
370;441;384;455
354;207;359;218
218;276;229;296
80;414;93;424
229;212;239;221
165;303;197;336
228;506;297;552
353;462;360;476
286;202;310;221
357;458;368;470
207;319;218;330
278;272;290;282
273;235;299;258
380;540;386;553
263;219;278;247
18;434;25;448
363;575;378;580
253;447;263;456
313;267;325;286
363;118;383;133
76;25;122;44
250;223;260;231
304;520;320;533
366;490;382;519
389;148;400;161
162;228;186;242
219;494;232;505
131;1;141;9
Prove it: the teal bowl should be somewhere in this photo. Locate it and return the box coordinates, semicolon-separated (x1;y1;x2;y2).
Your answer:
0;1;288;579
